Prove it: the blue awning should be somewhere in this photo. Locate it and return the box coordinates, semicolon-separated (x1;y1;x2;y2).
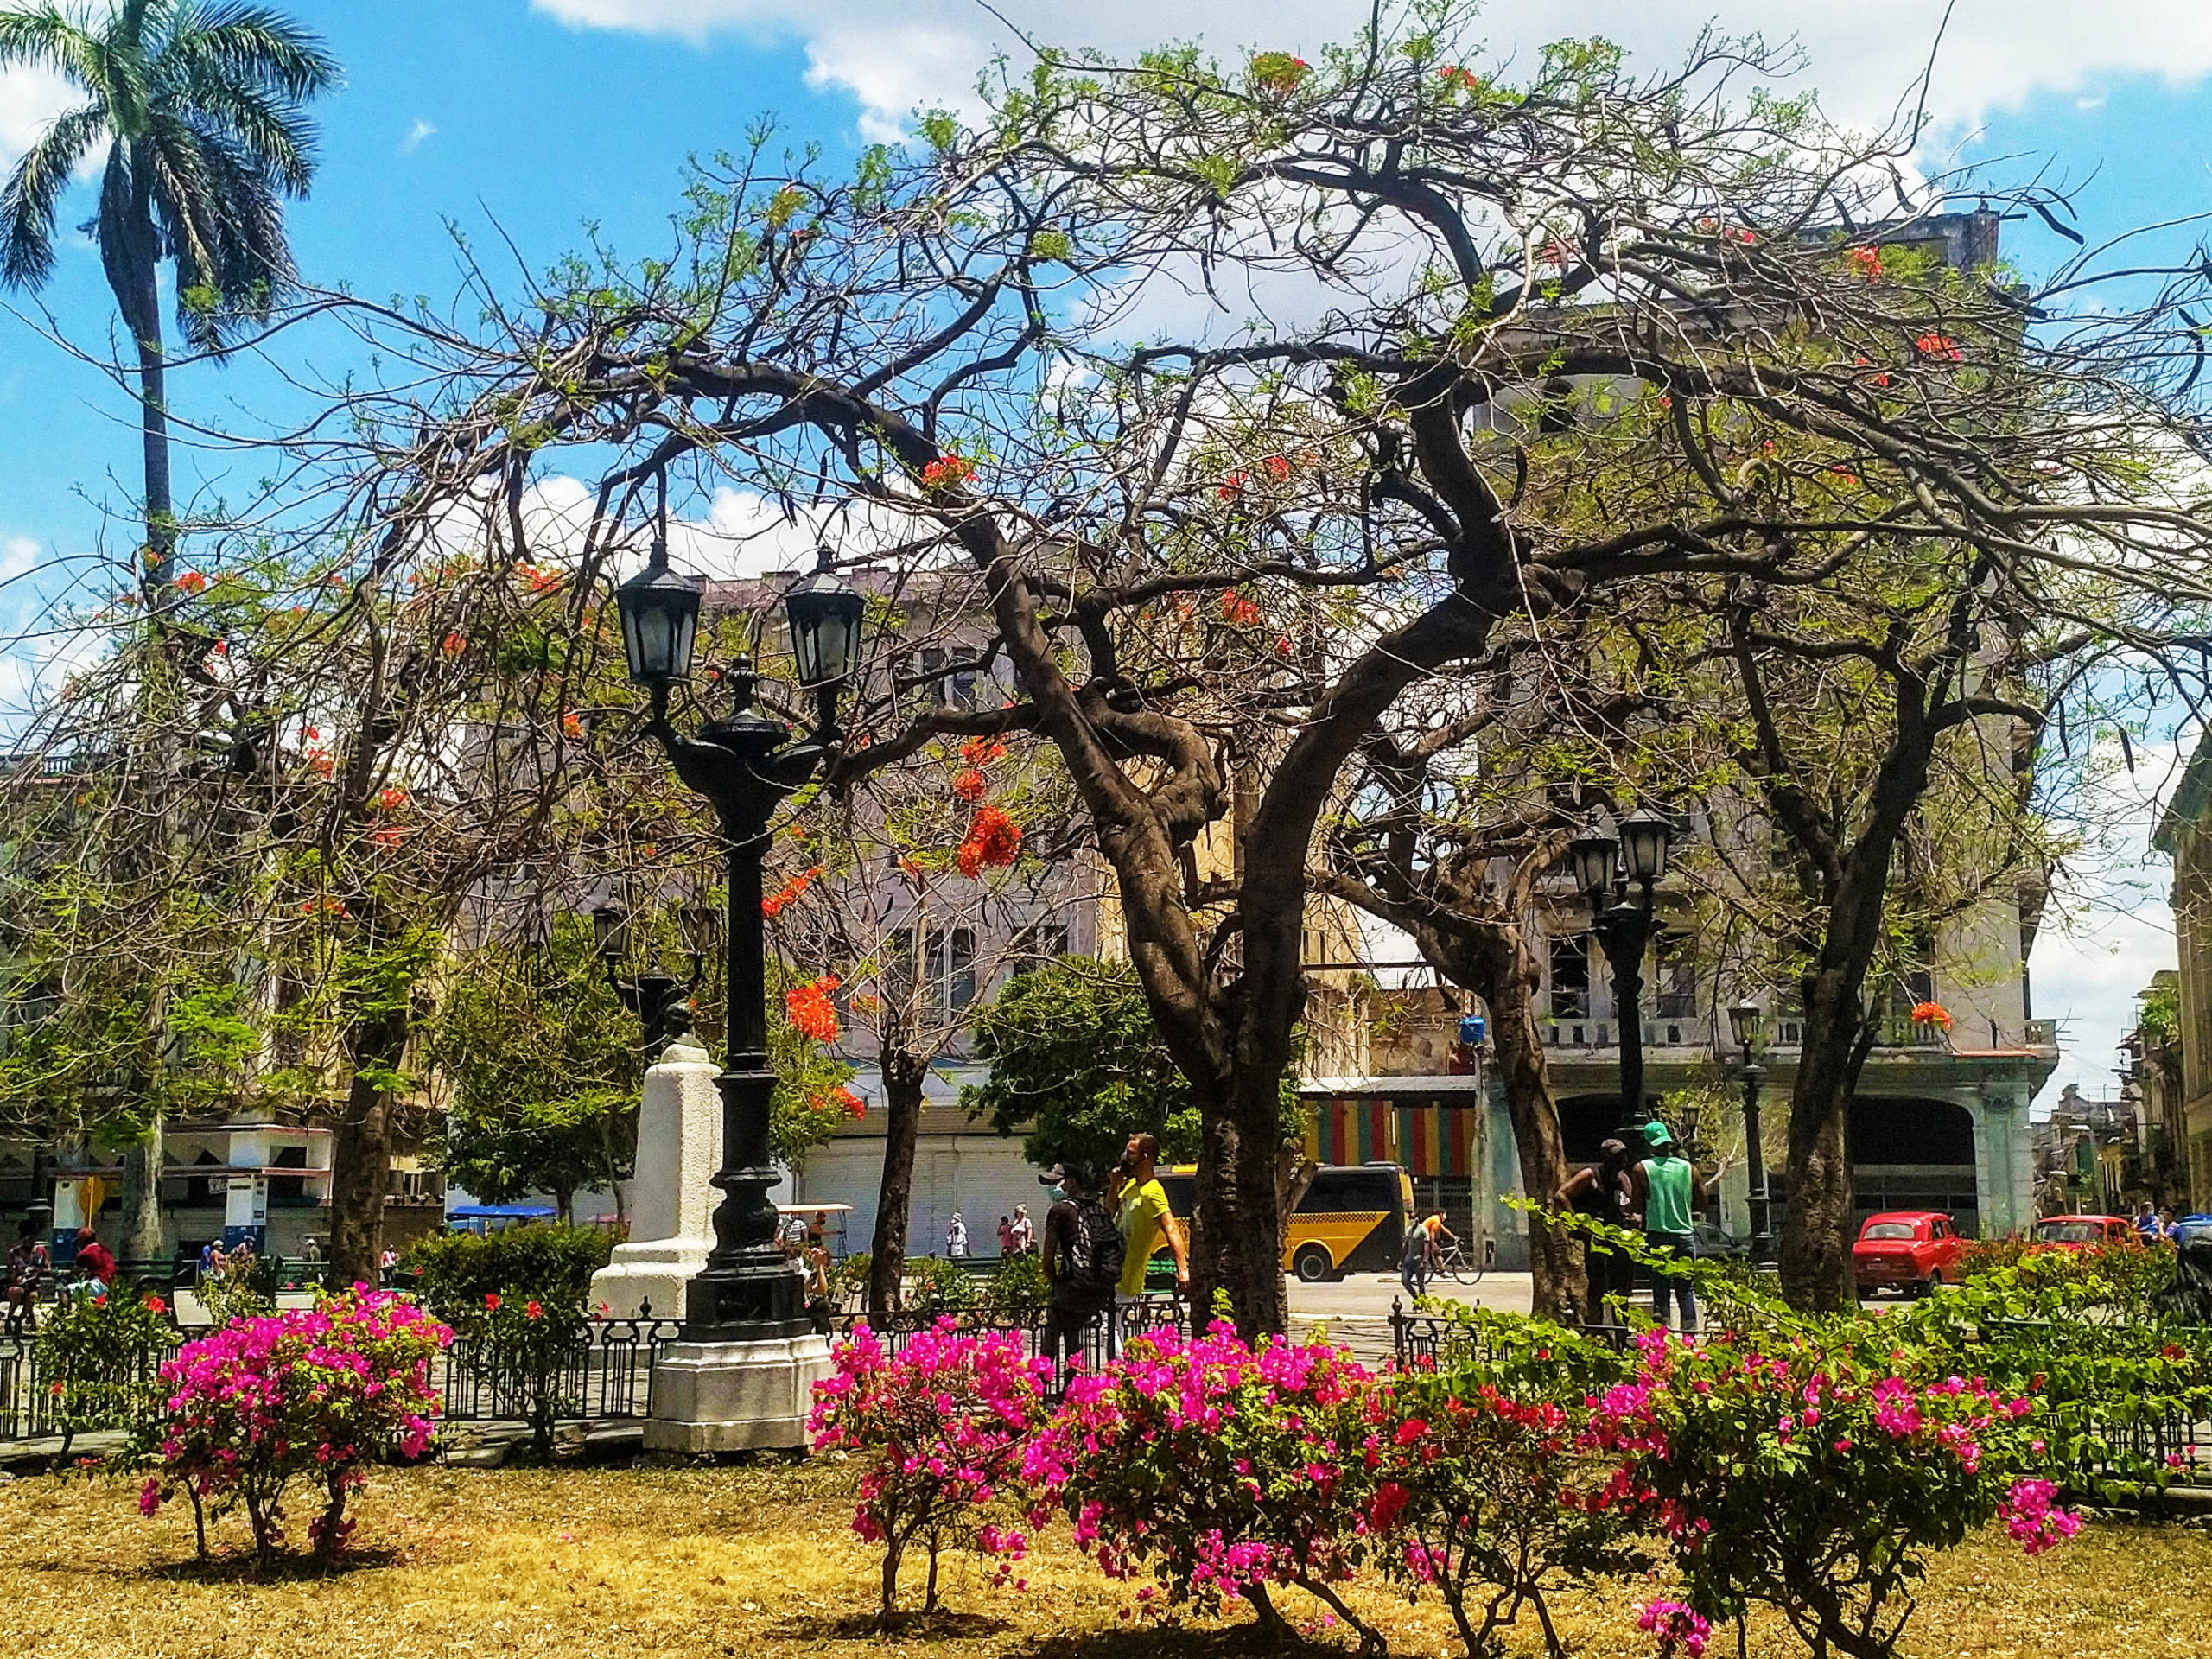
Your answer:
447;1204;557;1219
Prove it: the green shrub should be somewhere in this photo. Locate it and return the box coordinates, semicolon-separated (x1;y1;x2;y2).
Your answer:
35;1287;177;1451
401;1224;612;1322
829;1251;872;1304
904;1255;978;1317
983;1249;1048;1322
198;1252;276;1327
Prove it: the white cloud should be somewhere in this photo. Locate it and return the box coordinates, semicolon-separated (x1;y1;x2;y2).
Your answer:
0;64;74;162
529;0;2212;142
2028;734;2188;1110
399;118;437;156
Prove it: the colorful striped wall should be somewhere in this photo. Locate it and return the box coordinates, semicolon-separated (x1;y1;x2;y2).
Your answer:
1306;1097;1478;1177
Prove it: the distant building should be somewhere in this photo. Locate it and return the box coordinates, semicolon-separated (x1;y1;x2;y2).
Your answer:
2152;732;2212;1210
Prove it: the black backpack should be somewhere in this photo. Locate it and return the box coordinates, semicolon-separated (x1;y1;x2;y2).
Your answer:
1060;1198;1126;1298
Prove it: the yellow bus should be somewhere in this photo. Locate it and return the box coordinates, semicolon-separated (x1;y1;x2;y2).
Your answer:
1153;1162;1415;1283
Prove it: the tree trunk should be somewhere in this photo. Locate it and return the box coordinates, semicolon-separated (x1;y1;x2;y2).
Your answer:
328;1006;410;1289
117;1118;165;1261
1481;953;1581;1319
1192;1065;1287;1337
1778;963;1866;1311
868;1049;926;1318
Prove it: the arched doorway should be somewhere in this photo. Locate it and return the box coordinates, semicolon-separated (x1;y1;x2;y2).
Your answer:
1849;1096;1979;1235
1557;1095;1627;1168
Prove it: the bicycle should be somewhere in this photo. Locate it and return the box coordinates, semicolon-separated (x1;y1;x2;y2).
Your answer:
1431;1236;1490;1285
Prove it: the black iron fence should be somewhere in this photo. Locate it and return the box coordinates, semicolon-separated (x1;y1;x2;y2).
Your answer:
433;1318;684;1426
0;1331;181;1444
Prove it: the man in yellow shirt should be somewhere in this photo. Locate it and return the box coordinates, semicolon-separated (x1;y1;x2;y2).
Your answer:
1110;1133;1188;1300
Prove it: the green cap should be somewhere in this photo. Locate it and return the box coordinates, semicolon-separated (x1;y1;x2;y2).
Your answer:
1641;1118;1675;1148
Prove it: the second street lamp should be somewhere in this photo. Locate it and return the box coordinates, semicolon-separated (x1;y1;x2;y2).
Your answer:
615;536;866;1340
1564;809;1675;1139
592;904;695;1054
1728;1001;1777;1266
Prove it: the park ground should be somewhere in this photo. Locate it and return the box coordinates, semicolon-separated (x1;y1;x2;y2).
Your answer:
3;1456;2207;1659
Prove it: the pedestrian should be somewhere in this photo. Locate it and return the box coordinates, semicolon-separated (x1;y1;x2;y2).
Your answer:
997;1214;1016;1256
806;1211;830;1255
1010;1204;1034;1254
2135;1201;2162;1243
1108;1133;1188;1316
73;1227;117;1293
2161;1207;2183;1246
5;1219;50;1336
1039;1162;1122;1376
1398;1215;1431;1300
1556;1138;1637;1325
946;1211;969;1258
1628;1121;1709;1335
198;1239;215;1281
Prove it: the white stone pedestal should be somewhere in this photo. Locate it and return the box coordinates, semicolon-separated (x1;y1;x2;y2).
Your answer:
590;1039;722;1322
644;1333;835;1452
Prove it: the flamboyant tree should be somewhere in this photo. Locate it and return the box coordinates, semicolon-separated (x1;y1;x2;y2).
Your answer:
259;12;2212;1329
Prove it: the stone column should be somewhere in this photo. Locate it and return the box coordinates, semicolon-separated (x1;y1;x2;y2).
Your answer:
588;1039;723;1320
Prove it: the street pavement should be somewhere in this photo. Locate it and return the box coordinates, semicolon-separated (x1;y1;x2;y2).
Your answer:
1284;1269;1534;1367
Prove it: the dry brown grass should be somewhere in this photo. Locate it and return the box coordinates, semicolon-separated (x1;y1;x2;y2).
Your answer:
1;1458;2205;1658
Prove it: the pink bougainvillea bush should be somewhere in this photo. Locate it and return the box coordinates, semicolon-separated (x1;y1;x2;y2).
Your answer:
1357;1374;1643;1659
1587;1326;2079;1659
808;1319;1052;1621
136;1286;449;1563
1023;1321;1382;1643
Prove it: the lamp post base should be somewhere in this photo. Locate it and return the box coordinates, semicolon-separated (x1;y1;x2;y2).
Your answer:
645;1332;835;1454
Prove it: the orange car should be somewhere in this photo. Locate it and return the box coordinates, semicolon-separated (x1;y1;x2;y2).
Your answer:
2029;1214;2145;1250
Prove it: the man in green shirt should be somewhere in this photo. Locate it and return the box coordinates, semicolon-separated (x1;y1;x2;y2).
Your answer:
1629;1119;1709;1335
1110;1132;1188;1301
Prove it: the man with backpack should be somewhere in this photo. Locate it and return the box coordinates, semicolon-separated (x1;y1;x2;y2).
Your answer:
1039;1162;1122;1376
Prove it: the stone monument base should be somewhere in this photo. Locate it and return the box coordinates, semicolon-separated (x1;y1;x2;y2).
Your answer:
589;1239;711;1323
644;1332;834;1453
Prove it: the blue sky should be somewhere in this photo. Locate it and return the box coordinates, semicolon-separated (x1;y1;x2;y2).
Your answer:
2;0;2209;1102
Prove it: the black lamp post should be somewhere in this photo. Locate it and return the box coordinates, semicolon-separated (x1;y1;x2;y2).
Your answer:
1727;1001;1776;1265
1564;807;1675;1139
615;535;866;1339
592;904;696;1054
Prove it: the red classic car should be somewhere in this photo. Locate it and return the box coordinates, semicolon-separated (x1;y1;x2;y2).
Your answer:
1853;1211;1966;1299
2030;1214;2145;1250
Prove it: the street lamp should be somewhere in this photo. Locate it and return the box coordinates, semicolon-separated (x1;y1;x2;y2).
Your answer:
616;537;867;1339
592;903;695;1054
1726;1001;1776;1266
1562;809;1674;1138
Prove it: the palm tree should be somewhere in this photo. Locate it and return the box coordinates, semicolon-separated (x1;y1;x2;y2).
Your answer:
0;0;338;587
0;2;336;1259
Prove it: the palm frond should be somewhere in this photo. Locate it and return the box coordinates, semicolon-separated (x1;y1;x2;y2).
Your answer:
0;99;107;289
164;56;313;192
0;3;102;85
93;140;159;344
167;1;336;103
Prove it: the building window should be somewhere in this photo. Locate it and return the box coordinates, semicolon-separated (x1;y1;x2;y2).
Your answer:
1652;935;1696;1020
919;646;980;709
1548;935;1589;1020
1013;923;1069;975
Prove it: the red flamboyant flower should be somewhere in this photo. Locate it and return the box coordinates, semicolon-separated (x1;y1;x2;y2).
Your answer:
919;454;976;491
1847;246;1884;281
953;766;988;802
374;785;409;813
483;1293;500;1312
786;974;842;1043
761;866;823;918
441;632;467;657
176;570;208;595
1219;590;1264;627
1916;333;1963;361
1910;1001;1954;1031
959;735;1008;766
957;804;1023;879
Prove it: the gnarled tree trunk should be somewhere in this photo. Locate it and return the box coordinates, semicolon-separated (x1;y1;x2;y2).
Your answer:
328;1006;410;1289
868;1047;928;1317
